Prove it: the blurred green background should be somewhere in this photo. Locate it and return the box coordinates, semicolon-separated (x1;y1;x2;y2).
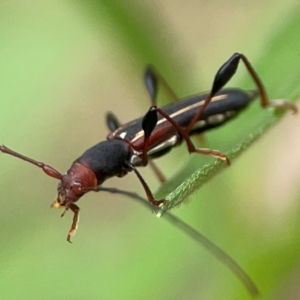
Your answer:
1;1;300;299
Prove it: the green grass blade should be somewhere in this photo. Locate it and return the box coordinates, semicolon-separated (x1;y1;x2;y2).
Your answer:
156;10;300;211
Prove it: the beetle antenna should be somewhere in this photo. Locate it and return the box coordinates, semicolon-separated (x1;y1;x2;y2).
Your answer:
0;145;62;180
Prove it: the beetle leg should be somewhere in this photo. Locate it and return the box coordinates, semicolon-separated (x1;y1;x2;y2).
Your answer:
232;54;297;113
124;162;166;207
106;112;121;132
186;52;297;133
149;160;166;183
155;108;230;165
141;106;158;166
66;203;80;243
144;65;178;106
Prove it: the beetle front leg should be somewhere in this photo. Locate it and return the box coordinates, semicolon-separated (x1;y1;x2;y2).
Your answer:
66;203;80;243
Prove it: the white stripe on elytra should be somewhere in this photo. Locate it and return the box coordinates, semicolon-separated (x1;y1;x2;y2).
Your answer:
130;94;227;143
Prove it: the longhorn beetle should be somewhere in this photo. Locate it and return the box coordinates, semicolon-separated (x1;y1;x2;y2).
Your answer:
0;53;297;296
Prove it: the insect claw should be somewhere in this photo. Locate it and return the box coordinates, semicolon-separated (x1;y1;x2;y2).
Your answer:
267;99;298;114
61;209;68;218
153;199;166;207
154;202;166;217
67;234;72;243
67;228;77;243
223;156;231;166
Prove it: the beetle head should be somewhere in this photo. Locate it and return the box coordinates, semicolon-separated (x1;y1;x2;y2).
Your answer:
51;162;97;209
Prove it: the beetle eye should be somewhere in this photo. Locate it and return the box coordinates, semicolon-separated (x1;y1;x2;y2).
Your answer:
71;180;82;193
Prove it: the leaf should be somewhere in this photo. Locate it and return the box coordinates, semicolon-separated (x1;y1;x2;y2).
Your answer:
156;10;300;211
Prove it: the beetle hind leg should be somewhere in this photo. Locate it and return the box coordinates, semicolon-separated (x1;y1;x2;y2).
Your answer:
265;99;298;114
194;148;230;165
